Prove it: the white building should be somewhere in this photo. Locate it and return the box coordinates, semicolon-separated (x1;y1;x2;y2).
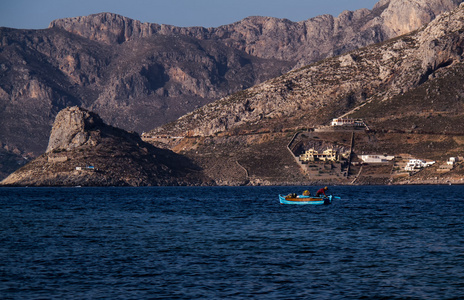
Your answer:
405;159;435;171
331;118;364;127
360;155;395;163
447;157;458;166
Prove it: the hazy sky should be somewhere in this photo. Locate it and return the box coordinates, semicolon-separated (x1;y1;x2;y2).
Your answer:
1;0;380;29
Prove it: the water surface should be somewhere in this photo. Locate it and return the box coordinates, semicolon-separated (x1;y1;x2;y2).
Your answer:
1;185;463;299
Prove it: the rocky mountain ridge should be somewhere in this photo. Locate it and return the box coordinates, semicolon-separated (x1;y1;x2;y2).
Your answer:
150;2;464;138
0;26;289;154
49;0;462;65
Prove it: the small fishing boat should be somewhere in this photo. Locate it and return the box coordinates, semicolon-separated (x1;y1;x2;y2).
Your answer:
279;194;334;205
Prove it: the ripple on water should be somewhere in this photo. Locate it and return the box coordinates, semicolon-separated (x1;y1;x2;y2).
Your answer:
1;185;464;299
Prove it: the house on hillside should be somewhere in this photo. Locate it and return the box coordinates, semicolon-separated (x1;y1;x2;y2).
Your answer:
300;148;339;162
447;157;459;166
404;159;435;172
438;157;461;173
331;118;364;127
360;154;395;163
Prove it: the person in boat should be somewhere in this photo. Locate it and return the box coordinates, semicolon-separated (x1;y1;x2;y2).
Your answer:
315;186;328;197
302;190;311;196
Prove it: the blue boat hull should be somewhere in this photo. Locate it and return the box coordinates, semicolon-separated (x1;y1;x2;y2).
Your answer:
279;194;333;205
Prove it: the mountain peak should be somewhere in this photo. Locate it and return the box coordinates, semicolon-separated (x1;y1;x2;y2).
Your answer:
49;12;154;44
378;0;463;36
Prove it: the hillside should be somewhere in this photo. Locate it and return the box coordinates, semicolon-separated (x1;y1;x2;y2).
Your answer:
1;0;460;180
146;3;464;185
150;3;464;137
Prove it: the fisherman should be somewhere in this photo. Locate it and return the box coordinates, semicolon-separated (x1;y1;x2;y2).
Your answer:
302;190;311;196
315;186;328;197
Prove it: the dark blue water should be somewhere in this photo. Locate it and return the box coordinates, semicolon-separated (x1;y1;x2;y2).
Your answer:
1;185;464;299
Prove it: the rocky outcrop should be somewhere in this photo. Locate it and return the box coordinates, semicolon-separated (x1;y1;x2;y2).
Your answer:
379;0;462;36
1;107;210;186
46;106;105;153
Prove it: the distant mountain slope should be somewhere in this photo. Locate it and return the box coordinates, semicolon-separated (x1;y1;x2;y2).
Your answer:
149;2;464;137
143;3;464;186
0;27;289;155
0;0;461;180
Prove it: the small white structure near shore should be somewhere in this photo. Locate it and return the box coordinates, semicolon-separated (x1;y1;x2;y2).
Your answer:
447;157;458;166
405;159;435;171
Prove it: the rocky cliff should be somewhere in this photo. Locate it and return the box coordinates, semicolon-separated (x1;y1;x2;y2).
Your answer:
0;107;209;186
49;0;462;65
0;0;462;180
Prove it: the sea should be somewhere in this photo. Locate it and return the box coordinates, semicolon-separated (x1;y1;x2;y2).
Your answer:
1;185;463;299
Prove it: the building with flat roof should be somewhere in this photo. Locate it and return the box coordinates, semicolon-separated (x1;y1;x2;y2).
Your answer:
360;155;395;163
404;159;435;171
300;148;339;162
331;118;364;127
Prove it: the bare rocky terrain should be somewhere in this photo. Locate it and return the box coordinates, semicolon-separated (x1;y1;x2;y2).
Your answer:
151;3;464;138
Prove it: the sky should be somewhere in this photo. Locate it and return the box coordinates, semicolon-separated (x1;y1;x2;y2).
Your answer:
0;0;380;30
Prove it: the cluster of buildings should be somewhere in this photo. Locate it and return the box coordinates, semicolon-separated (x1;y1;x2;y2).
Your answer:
300;147;443;173
297;117;462;177
361;155;436;172
299;148;340;162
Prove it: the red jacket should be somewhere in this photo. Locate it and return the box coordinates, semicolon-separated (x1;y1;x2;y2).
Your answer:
316;188;327;196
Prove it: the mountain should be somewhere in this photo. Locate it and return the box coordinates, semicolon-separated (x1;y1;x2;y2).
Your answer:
147;3;464;185
0;26;290;154
150;2;464;137
0;0;462;180
0;106;209;186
